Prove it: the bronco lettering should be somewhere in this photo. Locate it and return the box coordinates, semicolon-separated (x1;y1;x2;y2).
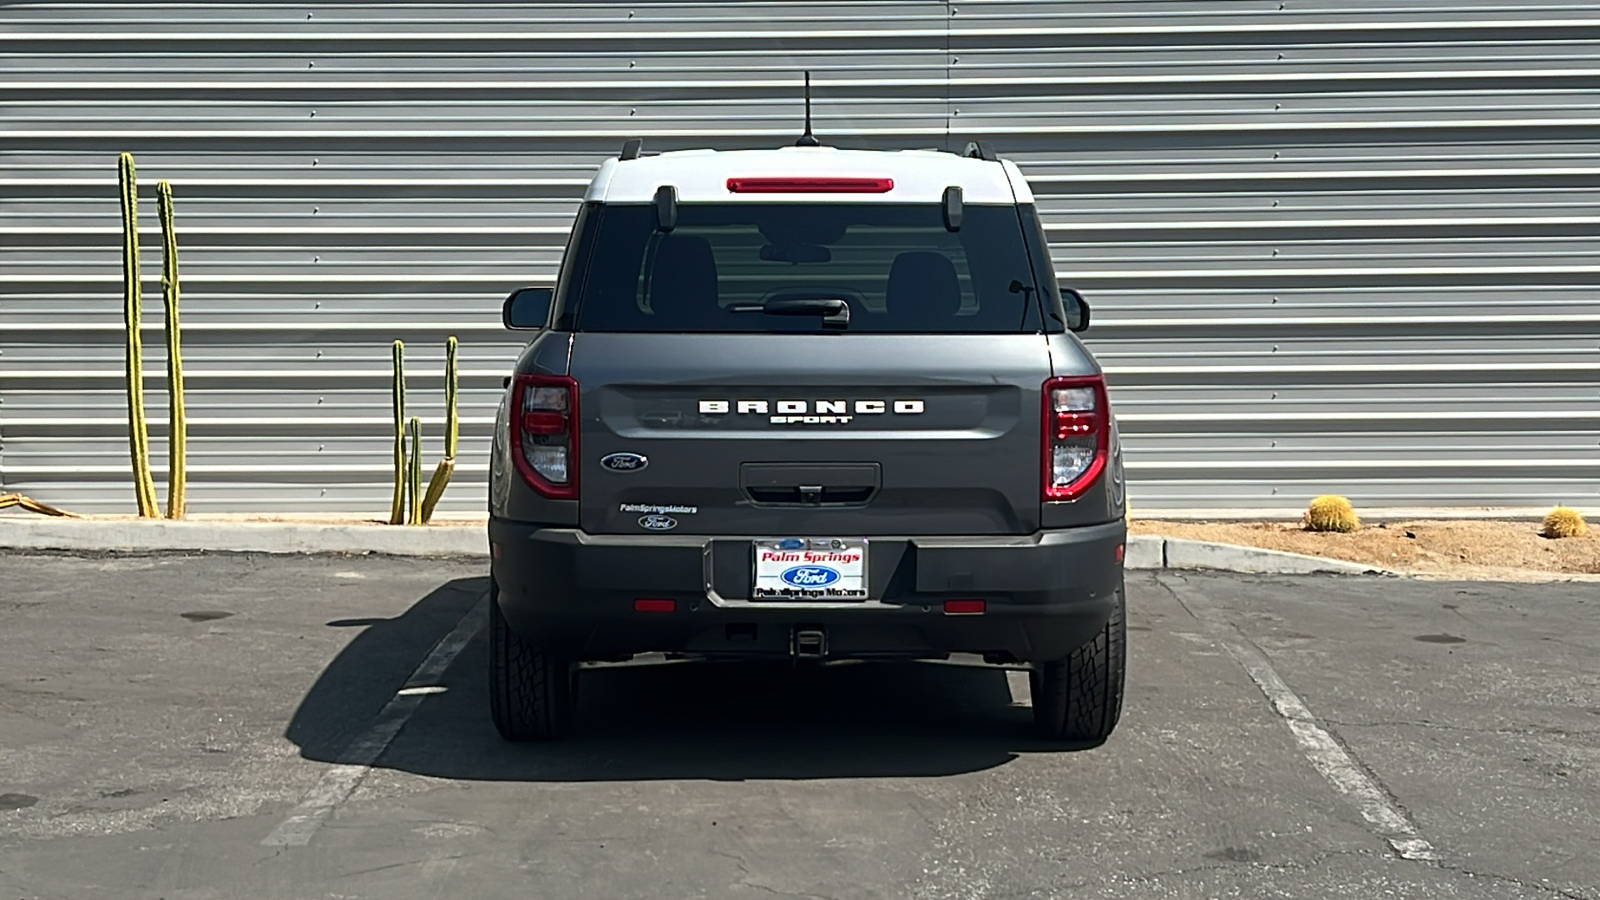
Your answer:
698;398;924;421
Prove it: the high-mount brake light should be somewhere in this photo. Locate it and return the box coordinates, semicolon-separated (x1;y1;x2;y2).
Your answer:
726;177;894;194
510;373;579;500
1042;375;1109;501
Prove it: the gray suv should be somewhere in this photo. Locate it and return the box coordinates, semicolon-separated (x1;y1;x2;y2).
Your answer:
488;142;1127;743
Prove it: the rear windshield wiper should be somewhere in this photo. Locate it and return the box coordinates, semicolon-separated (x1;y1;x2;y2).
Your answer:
728;296;850;329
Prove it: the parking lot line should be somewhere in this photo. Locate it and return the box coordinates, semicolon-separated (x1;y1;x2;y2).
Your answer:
261;595;486;848
1163;575;1441;862
1219;631;1441;861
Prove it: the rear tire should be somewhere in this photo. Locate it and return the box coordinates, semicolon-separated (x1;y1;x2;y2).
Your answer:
488;581;575;741
1030;579;1125;744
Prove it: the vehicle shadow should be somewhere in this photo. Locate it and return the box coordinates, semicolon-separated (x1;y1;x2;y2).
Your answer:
287;577;1078;782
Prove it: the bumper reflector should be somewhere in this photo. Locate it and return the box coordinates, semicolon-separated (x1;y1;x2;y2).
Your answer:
634;598;676;613
943;599;986;615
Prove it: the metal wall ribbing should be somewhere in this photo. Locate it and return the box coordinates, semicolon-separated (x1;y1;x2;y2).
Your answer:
2;1;1597;515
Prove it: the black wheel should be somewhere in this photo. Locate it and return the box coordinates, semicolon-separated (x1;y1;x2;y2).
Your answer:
487;581;575;741
1030;579;1125;744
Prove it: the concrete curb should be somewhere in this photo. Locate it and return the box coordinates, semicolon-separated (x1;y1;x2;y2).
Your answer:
2;517;1393;576
1138;536;1395;576
0;517;486;558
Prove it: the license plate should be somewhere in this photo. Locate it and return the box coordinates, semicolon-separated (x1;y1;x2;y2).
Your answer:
753;538;868;601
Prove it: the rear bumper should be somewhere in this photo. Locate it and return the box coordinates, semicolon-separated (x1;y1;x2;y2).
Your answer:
489;518;1126;663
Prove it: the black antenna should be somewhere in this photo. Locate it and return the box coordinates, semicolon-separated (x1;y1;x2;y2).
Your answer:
796;71;820;147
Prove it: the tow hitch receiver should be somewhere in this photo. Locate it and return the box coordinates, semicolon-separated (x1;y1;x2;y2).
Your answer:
791;626;828;659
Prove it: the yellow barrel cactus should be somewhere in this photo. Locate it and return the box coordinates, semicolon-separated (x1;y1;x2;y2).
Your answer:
1542;507;1588;539
1304;495;1360;533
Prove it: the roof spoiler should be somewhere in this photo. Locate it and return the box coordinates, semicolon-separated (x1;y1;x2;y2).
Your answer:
623;136;995;161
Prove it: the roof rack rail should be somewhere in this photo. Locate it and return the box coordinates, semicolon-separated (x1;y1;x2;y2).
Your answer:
619;138;643;161
963;140;998;161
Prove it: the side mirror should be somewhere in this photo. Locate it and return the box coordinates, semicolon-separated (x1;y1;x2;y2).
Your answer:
502;286;554;330
1060;285;1091;333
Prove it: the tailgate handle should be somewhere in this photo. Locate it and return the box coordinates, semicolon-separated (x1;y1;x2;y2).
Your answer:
747;485;876;505
741;463;880;506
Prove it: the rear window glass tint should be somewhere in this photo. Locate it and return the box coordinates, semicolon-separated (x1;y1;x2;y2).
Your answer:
572;203;1043;333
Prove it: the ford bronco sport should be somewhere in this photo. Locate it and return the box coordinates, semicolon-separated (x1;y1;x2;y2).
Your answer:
488;141;1127;743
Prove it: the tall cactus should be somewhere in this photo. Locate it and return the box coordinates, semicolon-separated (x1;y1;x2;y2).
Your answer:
407;416;424;526
389;340;407;524
119;153;159;518
419;335;459;523
156;180;187;519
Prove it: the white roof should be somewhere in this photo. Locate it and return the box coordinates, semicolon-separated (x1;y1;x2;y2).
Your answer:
585;146;1032;205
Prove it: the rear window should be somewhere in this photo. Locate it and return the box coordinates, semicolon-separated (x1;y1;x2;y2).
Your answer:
569;203;1050;333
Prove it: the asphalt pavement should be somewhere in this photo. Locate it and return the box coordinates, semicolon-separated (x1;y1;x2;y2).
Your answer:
0;552;1595;899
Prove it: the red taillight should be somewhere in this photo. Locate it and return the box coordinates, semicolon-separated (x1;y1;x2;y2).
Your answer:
943;599;986;615
726;177;894;194
510;373;579;500
1042;375;1109;501
520;411;568;435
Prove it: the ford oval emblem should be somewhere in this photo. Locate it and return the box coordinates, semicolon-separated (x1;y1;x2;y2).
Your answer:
600;452;648;472
780;565;841;588
639;514;677;531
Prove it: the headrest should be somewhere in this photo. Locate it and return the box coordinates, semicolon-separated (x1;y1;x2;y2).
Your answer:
648;235;719;325
885;251;962;323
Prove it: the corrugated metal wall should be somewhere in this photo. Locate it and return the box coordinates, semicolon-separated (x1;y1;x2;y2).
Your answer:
3;1;1597;516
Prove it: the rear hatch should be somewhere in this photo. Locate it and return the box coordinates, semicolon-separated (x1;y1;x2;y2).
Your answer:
573;333;1049;535
561;198;1062;536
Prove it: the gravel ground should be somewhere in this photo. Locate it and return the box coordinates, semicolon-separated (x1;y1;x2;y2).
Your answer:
1131;519;1600;580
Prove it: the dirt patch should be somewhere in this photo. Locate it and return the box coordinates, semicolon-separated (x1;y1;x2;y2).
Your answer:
1132;519;1600;581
